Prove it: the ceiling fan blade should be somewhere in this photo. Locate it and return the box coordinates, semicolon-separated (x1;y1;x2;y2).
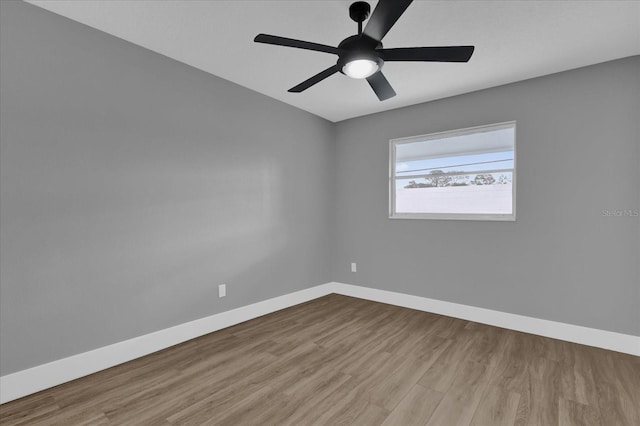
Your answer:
288;65;340;93
381;46;475;62
363;0;413;43
254;34;341;55
366;71;396;101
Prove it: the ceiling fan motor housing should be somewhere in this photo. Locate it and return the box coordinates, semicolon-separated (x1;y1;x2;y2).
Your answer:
337;34;383;76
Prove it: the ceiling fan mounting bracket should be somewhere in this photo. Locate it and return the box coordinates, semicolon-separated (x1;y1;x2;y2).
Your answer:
349;2;371;23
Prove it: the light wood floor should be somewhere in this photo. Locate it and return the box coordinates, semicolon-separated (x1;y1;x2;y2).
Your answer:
1;294;638;425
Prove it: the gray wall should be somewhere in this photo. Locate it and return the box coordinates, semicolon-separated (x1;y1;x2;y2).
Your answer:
0;1;335;375
1;1;638;378
333;56;639;336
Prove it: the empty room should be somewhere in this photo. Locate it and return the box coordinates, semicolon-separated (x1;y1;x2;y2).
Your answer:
0;0;638;425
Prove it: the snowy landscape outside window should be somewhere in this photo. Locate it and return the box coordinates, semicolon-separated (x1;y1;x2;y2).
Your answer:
390;122;516;221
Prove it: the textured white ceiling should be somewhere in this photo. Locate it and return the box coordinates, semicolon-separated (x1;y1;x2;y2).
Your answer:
26;0;640;122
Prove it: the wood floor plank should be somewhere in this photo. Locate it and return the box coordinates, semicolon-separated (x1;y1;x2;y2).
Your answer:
587;348;640;426
489;332;531;392
200;385;283;426
165;343;318;424
279;371;353;419
0;396;59;426
605;355;640;426
1;294;637;426
369;336;451;411
470;384;520;426
522;356;562;426
312;351;402;424
558;397;601;426
104;344;279;423
417;333;480;393
381;384;443;426
424;360;492;426
560;351;596;406
279;374;360;426
337;338;395;378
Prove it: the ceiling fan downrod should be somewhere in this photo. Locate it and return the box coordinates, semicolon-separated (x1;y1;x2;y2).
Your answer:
349;1;371;35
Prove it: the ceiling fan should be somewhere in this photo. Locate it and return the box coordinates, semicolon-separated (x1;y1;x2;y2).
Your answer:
254;0;475;101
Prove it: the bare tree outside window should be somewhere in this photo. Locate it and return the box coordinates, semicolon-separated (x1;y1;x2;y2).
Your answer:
390;122;516;221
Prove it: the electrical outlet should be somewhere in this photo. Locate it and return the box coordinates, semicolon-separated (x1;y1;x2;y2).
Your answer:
351;262;357;273
218;284;226;298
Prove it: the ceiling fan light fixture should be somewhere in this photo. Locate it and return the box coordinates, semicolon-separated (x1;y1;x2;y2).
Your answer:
342;58;379;79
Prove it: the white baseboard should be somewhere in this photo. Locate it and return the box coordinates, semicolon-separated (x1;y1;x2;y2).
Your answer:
0;283;336;404
2;281;637;404
332;282;640;357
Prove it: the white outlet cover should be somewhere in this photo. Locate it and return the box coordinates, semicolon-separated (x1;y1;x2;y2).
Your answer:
351;263;357;273
218;284;226;298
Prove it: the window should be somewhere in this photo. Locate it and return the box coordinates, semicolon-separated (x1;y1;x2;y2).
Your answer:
390;122;516;221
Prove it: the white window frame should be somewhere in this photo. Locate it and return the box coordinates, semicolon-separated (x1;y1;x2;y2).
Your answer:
389;121;517;221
